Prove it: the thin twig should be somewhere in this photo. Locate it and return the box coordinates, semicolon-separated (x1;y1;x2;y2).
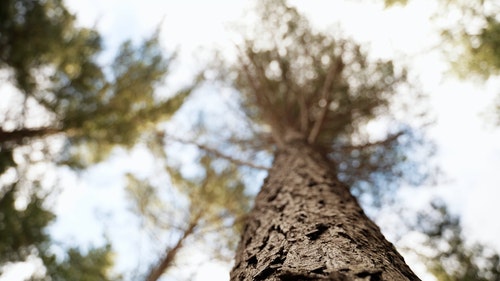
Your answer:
340;131;404;152
168;136;270;171
145;212;202;281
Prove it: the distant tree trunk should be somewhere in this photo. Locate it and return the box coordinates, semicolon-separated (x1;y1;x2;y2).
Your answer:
145;216;199;281
0;127;61;147
230;142;420;281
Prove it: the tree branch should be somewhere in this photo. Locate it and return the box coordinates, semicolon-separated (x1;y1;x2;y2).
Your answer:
145;213;202;281
340;131;404;152
237;50;285;147
0;127;62;147
298;90;309;135
169;137;270;171
307;57;344;144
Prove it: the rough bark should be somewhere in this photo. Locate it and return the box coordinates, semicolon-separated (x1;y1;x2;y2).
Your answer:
230;142;420;281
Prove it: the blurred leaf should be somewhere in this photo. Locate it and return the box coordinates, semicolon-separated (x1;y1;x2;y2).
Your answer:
41;243;121;281
414;200;500;281
0;183;54;264
383;0;409;8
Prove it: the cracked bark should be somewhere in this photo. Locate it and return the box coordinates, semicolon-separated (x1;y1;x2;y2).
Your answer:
230;143;420;281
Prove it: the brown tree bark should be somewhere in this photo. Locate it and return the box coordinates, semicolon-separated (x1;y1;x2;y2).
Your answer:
230;142;420;281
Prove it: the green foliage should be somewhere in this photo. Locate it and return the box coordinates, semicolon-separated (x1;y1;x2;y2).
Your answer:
469;16;500;76
168;155;250;257
0;0;77;92
242;0;393;135
219;0;433;200
0;179;120;280
430;0;500;123
386;0;500;80
42;244;120;281
373;0;500;124
60;34;191;166
415;201;500;281
169;155;250;226
43;29;190;167
0;183;55;264
444;14;500;79
0;0;191;167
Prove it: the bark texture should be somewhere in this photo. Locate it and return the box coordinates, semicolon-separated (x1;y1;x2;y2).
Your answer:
230;143;420;281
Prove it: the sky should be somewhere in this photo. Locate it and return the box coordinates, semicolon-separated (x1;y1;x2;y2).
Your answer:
3;0;500;280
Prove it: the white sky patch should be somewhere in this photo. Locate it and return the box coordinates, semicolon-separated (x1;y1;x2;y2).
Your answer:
0;257;45;281
5;0;495;280
159;243;233;281
425;76;500;246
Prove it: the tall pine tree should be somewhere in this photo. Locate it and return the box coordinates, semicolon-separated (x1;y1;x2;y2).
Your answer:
212;0;431;279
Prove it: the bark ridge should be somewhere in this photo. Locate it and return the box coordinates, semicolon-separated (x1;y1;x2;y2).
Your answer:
230;144;420;281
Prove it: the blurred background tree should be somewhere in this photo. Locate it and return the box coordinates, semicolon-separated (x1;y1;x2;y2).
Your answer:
379;1;500;278
434;0;500;80
0;0;191;279
0;0;190;166
403;200;500;281
124;143;250;281
382;0;500;124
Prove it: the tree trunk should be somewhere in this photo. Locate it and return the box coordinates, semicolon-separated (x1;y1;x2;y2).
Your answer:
230;143;420;281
